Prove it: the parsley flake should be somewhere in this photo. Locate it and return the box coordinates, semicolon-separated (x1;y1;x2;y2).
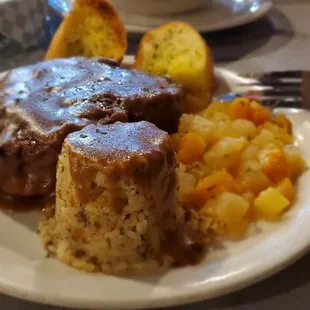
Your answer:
96;129;107;135
142;87;151;93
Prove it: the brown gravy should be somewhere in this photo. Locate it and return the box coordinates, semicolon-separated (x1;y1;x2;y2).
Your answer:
163;224;206;267
0;57;181;198
67;122;206;266
0;192;54;213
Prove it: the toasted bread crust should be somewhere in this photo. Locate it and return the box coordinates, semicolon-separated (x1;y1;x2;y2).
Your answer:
134;21;215;113
45;0;127;62
45;20;68;60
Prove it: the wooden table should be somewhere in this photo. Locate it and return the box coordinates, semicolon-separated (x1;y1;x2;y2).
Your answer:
1;0;310;309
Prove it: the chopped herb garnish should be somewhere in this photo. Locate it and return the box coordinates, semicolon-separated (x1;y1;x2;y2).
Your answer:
207;185;216;191
79;134;88;138
142;87;151;93
96;129;107;135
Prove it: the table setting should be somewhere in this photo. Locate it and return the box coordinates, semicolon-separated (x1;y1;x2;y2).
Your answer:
0;0;310;310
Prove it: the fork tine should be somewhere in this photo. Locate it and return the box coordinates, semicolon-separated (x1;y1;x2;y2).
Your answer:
253;96;302;108
233;84;302;98
219;93;302;109
251;88;301;97
238;81;301;87
244;71;304;79
220;70;307;109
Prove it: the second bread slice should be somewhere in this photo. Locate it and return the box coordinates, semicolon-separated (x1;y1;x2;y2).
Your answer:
134;22;215;113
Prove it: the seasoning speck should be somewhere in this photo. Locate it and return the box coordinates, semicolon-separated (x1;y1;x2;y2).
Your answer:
142;87;151;93
96;129;107;135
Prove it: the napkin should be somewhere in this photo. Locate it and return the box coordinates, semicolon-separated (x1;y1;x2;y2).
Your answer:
0;0;47;48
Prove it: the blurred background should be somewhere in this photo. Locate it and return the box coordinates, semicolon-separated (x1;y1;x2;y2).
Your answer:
0;0;276;71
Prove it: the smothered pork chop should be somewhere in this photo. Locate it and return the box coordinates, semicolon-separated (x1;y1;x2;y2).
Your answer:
0;57;181;198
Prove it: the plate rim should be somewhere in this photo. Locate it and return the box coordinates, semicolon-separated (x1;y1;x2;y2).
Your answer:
1;58;310;310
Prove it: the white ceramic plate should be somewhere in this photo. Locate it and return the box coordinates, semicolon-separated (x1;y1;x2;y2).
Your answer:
56;0;273;33
0;56;310;309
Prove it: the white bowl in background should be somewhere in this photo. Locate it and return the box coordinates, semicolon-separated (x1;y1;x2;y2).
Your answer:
110;0;205;16
50;0;273;34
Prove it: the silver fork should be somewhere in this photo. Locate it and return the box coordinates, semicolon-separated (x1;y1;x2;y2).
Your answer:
219;71;310;109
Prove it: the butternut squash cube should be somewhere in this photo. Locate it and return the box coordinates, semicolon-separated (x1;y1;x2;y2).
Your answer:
178;132;206;164
276;178;295;202
254;187;290;219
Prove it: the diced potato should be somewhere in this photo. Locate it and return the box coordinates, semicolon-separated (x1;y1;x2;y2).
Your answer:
261;122;293;144
283;145;307;179
210;111;231;123
276;178;295;202
238;167;272;194
199;196;218;217
254;187;290;219
259;144;289;183
214;192;250;223
203;137;247;171
179;172;197;198
206;112;238;141
242;191;256;205
226;219;250;239
178;114;193;134
215;121;241;141
178;163;186;173
238;159;262;174
232;119;257;139
186;161;209;180
231;179;243;194
178;132;206;164
189;169;234;207
241;145;260;161
251;129;276;148
174;98;304;238
179;114;216;144
200;102;228;119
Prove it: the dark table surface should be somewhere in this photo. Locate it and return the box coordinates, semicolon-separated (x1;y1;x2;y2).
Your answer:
1;0;310;309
